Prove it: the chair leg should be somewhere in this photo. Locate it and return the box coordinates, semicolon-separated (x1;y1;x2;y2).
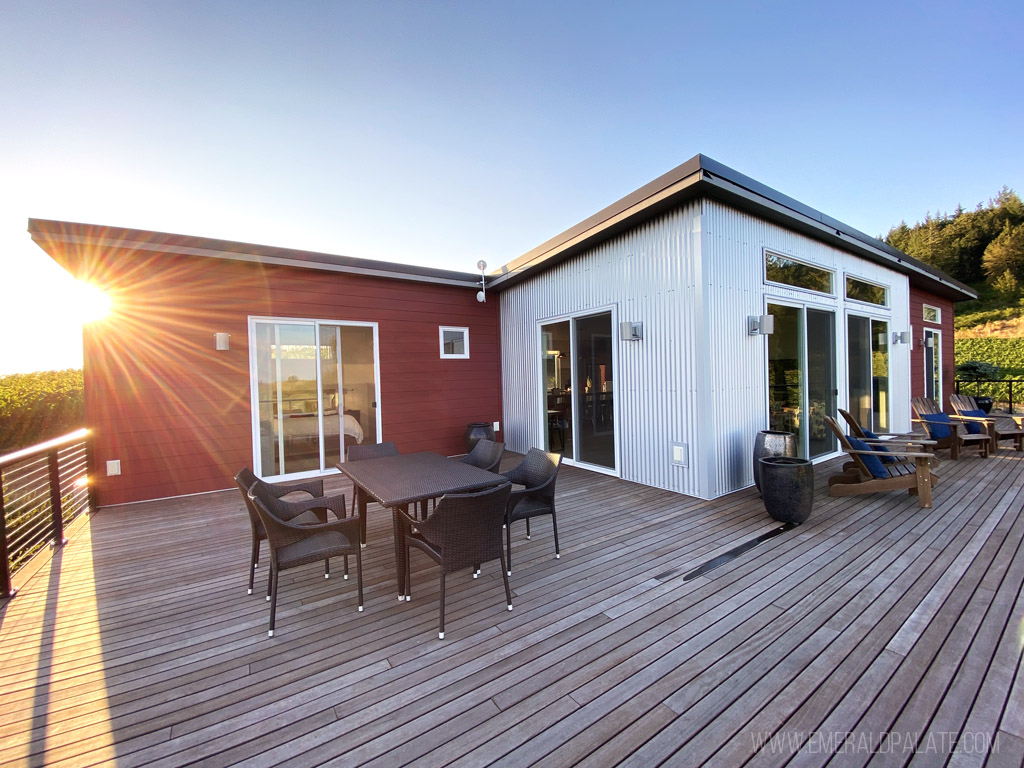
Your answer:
438;573;446;640
551;510;560;559
355;547;364;612
343;554;349;580
526;518;531;540
505;519;512;576
499;552;513;611
266;562;273;601
473;563;480;578
324;558;330;579
268;566;279;637
248;538;259;594
404;540;412;600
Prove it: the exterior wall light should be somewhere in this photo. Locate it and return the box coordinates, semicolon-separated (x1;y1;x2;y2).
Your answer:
892;331;911;345
214;333;230;351
476;260;487;303
748;315;774;335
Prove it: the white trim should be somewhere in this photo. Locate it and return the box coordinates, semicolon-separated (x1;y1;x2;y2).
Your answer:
763;248;835;297
535;304;620;476
924;328;942;401
923;304;942;324
248;316;382;481
843;272;890;308
439;326;470;359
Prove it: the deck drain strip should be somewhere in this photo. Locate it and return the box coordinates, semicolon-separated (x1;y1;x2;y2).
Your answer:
654;522;798;583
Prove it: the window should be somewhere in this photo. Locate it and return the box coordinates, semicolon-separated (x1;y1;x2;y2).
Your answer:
765;251;833;295
439;326;469;358
845;276;888;307
923;304;941;324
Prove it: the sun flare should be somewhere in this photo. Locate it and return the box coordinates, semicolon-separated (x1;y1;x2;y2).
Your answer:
77;282;113;323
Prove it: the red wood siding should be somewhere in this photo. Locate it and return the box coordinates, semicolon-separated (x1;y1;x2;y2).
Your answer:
69;246;502;506
908;287;956;408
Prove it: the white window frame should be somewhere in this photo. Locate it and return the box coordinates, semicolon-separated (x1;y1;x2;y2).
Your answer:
923;304;942;324
439;326;470;359
763;249;835;297
844;273;890;308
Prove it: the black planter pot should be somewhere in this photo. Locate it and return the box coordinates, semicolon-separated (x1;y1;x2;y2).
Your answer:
975;396;994;414
753;430;797;492
759;456;814;524
464;422;495;453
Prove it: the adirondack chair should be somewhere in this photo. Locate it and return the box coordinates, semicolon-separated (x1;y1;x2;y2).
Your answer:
838;409;921;442
949;393;1024;453
910;397;991;459
825;416;940;508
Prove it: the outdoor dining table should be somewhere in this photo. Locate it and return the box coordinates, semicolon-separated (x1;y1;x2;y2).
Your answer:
336;451;507;599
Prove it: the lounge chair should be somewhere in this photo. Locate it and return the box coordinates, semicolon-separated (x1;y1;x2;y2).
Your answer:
825;416;940;508
949;393;1024;453
910;397;991;459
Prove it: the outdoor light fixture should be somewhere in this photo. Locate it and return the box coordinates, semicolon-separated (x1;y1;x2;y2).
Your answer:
475;260;487;303
892;331;911;345
214;333;230;351
748;315;775;336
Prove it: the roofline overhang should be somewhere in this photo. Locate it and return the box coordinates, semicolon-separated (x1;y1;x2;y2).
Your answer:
487;154;977;303
27;219;483;289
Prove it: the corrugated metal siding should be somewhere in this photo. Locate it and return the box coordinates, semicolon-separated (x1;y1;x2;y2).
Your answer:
703;200;911;496
500;202;707;498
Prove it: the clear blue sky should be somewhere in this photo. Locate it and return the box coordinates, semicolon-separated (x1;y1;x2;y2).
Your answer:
1;0;1020;374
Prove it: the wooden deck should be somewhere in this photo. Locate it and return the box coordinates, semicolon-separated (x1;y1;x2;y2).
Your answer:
2;449;1024;767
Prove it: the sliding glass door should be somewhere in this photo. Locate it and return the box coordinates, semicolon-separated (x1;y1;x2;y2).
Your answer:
251;319;379;479
540;311;616;471
847;315;890;432
767;303;836;459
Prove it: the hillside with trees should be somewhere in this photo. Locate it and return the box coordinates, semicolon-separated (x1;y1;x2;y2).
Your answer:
885;187;1024;338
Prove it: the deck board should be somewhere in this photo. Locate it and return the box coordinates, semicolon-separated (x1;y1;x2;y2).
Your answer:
2;448;1023;766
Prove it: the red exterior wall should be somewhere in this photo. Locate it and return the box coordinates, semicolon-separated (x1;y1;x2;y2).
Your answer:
909;286;956;408
69;245;502;506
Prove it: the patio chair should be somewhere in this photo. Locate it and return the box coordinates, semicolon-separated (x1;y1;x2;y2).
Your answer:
949;393;1024;453
837;408;920;443
399;482;513;639
825;416;940;508
910;397;990;459
234;468;332;595
345;441;400;515
249;489;363;637
500;448;563;575
460;438;504;473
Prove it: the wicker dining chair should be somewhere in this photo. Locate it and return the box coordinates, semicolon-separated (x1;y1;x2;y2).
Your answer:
248;489;363;636
345;441;400;515
399;482;513;639
500;448;563;575
460;438;504;473
234;468;332;595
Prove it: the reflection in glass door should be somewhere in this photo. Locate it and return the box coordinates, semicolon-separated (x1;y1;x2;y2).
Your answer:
253;320;379;479
924;329;941;401
848;316;890;432
540;312;615;471
767;303;836;459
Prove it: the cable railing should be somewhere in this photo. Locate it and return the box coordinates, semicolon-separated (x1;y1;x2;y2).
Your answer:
0;428;93;598
954;379;1024;415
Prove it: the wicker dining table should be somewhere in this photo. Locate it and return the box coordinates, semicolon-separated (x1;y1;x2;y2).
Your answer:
336;451;507;600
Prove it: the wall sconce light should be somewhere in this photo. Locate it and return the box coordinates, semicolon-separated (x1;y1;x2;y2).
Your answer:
214;333;230;351
748;315;775;335
926;336;935;348
619;321;643;341
475;260;487;303
891;331;910;345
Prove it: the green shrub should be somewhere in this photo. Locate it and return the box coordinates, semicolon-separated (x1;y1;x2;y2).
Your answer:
0;369;84;453
954;339;1024;405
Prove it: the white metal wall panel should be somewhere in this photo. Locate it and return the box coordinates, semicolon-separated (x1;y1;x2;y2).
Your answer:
500;202;707;498
702;199;911;497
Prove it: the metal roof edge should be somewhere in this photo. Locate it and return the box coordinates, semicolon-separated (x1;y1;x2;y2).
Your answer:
27;219;482;288
487;155;977;302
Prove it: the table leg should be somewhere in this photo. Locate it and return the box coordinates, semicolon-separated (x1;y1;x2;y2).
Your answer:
394;504;408;601
357;487;368;547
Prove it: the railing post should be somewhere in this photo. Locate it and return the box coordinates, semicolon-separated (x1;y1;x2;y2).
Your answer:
85;435;97;515
1011;381;1015;415
0;467;13;599
48;450;66;547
